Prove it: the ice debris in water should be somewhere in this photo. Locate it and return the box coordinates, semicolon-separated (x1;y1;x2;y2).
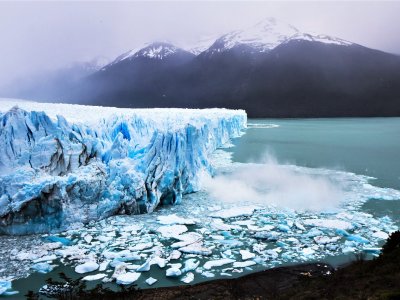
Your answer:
181;272;195;284
31;262;55;274
2;140;400;288
74;261;99;274
145;277;157;286
203;259;235;270
82;274;107;281
116;272;141;285
157;214;197;225
0;280;18;296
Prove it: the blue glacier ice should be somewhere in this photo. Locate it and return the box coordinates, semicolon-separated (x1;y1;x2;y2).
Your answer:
0;100;246;234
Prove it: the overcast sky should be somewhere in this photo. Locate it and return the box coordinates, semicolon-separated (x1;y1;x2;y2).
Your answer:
1;1;400;87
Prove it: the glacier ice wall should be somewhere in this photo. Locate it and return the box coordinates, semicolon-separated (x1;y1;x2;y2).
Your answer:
0;100;246;234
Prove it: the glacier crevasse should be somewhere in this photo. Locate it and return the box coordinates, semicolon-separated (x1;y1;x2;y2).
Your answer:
0;102;246;234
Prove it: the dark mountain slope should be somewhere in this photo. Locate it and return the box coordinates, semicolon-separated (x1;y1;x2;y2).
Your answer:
67;42;400;118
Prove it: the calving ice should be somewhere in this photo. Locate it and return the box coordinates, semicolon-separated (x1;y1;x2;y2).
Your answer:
0;100;246;234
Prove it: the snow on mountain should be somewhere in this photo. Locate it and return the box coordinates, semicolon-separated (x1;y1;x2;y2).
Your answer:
103;42;189;70
103;17;354;66
289;32;353;46
134;42;183;59
205;17;353;54
0;99;246;234
184;34;221;55
206;17;300;54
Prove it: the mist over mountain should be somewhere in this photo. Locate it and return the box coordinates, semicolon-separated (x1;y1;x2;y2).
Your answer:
0;58;108;102
5;18;400;118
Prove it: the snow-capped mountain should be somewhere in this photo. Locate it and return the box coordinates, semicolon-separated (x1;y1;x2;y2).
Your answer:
204;18;353;55
102;42;195;72
206;18;299;54
106;18;353;60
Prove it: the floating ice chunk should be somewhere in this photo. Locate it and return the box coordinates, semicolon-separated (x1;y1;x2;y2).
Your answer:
41;242;63;250
347;234;370;244
240;250;255;260
372;231;389;240
277;224;291;232
33;254;57;263
217;239;244;248
116;272;140;285
182;259;200;273
233;261;256;268
179;243;212;256
157;225;188;238
99;260;110;271
210;219;242;231
171;232;203;248
45;236;72;246
0;281;11;295
294;221;305;231
181;272;195;284
336;229;350;237
145;277;158;286
112;263;127;279
248;224;275;232
342;246;355;253
84;235;93;244
210;206;258;219
254;231;280;241
102;250;138;260
233;220;254;226
303;219;353;230
157;214;196;225
302;248;315;256
136;259;151;272
97;236;113;243
313;236;340;245
201;271;215;278
169;250;182;260
203;258;235;270
121;224;143;233
31;262;54;274
75;261;99;274
82;274;107;281
129;242;153;251
166;267;182;277
151;256;167;268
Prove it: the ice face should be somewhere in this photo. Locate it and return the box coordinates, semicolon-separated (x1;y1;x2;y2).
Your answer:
0;100;246;234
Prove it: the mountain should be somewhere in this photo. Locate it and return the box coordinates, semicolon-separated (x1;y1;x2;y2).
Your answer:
53;19;400;117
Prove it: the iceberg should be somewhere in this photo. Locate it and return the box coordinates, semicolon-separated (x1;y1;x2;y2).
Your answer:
74;261;99;274
115;272;141;285
0;100;246;234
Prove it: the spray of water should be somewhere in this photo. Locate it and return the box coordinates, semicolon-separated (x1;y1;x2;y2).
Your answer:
201;153;344;212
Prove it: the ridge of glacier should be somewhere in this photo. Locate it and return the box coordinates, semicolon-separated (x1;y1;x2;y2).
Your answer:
0;99;246;234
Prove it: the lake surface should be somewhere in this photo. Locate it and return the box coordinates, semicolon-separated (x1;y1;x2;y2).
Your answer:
3;117;400;298
233;118;400;190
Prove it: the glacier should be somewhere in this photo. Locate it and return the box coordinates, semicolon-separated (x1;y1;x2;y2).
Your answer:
0;99;246;234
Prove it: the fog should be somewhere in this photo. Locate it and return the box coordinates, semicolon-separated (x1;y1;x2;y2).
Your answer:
0;1;400;90
202;154;344;212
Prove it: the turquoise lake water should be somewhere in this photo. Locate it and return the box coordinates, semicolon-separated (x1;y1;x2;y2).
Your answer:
231;118;400;190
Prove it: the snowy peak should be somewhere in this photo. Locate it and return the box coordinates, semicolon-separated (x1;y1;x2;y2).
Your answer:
289;33;353;46
133;42;186;60
104;42;193;70
204;17;353;55
207;17;299;54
